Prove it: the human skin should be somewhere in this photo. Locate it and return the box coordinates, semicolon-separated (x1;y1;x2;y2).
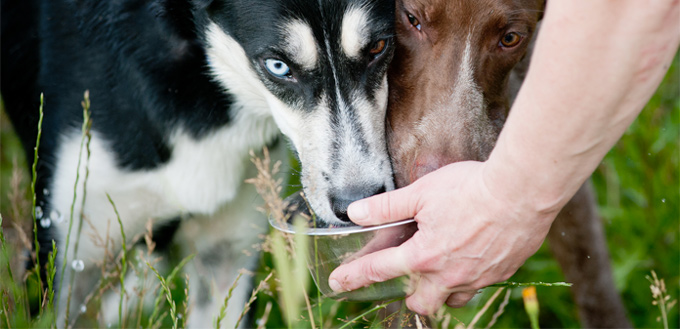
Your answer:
328;0;680;315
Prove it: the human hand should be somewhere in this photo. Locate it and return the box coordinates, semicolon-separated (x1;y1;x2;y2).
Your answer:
328;160;559;315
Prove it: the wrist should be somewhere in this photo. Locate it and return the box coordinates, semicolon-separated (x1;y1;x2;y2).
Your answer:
481;140;568;221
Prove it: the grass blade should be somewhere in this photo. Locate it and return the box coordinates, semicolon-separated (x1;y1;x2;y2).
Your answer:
106;193;127;328
234;272;272;329
147;262;178;329
30;94;45;316
215;272;243;329
488;281;571;288
47;240;57;313
147;254;195;328
58;91;92;326
467;288;505;329
338;298;403;329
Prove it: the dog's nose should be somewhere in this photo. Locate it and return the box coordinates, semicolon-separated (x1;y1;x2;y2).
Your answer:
330;184;386;222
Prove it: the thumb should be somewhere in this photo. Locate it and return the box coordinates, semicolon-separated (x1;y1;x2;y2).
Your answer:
347;184;419;226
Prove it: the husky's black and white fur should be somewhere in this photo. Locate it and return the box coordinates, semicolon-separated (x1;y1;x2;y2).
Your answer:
2;0;395;326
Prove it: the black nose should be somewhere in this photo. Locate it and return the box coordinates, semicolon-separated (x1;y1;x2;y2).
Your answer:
330;185;386;222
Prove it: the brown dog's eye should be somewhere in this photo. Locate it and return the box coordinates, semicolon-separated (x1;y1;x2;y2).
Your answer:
500;32;521;48
407;13;421;31
369;39;386;55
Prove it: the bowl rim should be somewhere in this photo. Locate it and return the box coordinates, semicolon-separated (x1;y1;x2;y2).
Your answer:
269;217;416;236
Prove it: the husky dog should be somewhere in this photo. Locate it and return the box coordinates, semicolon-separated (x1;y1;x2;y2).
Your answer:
1;0;395;326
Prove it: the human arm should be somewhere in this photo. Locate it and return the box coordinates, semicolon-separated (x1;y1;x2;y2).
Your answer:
328;0;680;315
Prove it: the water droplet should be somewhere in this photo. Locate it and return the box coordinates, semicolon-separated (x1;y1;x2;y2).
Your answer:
587;255;591;259
43;188;50;196
40;218;52;228
662;198;666;203
50;209;64;223
561;232;565;237
79;304;87;313
177;314;183;319
35;206;43;219
71;259;85;272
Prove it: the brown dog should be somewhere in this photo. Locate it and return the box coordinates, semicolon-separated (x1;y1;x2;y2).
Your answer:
386;0;631;327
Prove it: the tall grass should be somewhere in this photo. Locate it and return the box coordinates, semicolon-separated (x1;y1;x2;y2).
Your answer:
106;193;127;328
30;93;44;313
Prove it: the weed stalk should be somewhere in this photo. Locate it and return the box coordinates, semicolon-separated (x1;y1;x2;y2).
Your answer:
485;287;511;329
489;281;571;288
67;90;93;320
47;241;57;313
338;298;403;329
467;287;505;329
106;193;127;328
146;254;195;328
256;301;273;329
147;262;179;329
647;270;676;329
235;272;273;329
215;272;243;329
30;94;45;315
58;91;92;326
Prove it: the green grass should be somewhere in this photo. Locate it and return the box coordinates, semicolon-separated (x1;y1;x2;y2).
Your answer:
1;54;678;328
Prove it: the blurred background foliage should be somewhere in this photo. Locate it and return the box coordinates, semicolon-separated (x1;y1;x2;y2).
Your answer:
1;52;677;328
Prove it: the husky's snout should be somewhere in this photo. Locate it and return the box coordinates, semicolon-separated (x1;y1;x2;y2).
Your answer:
330;184;386;222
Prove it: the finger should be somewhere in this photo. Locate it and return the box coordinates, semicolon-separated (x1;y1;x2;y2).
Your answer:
347;184;420;226
445;291;478;308
405;277;450;316
328;244;411;293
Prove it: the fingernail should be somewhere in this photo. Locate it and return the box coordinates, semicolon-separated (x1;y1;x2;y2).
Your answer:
329;279;343;292
347;201;368;222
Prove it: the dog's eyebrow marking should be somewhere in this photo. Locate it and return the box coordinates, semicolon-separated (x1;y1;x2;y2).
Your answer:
282;20;318;70
459;32;478;96
341;6;370;59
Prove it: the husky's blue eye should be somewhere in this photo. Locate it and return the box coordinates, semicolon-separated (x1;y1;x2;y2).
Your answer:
264;59;291;78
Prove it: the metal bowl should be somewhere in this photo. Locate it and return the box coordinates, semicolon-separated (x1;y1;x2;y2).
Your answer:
269;216;417;301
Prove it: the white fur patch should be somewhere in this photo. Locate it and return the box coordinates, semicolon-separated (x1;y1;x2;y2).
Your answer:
456;33;481;105
49;122;278;260
204;23;272;120
335;76;393;191
282;20;318;70
341;6;371;59
449;32;487;142
414;32;491;153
